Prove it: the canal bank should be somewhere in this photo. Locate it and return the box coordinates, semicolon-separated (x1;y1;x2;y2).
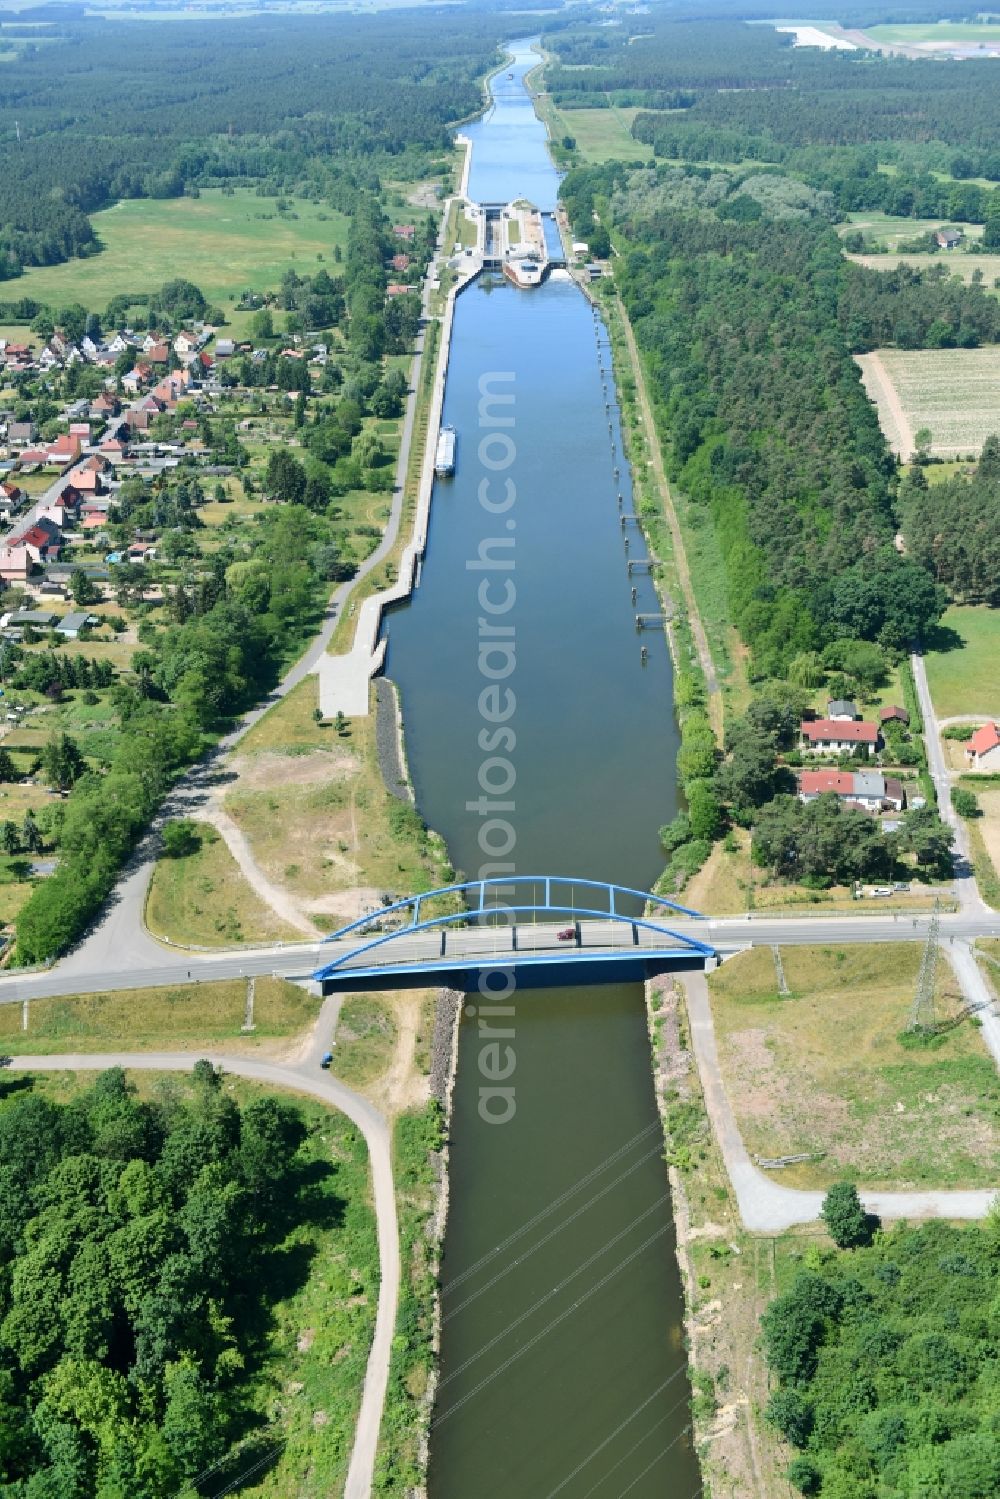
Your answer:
379;37;703;1499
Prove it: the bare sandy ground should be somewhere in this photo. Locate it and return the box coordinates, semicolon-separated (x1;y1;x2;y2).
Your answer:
856;350;915;457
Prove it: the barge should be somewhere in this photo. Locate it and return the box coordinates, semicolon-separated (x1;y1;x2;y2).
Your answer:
434;424;457;477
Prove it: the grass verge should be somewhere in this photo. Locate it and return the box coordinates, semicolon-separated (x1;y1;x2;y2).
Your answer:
0;976;316;1053
146;824;306;948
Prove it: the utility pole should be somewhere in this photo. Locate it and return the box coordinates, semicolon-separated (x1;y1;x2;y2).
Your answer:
908;898;940;1035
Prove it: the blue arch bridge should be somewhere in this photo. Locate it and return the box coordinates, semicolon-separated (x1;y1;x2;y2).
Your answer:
312;876;718;993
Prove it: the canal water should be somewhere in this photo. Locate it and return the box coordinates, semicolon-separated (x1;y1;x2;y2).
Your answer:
383;40;702;1499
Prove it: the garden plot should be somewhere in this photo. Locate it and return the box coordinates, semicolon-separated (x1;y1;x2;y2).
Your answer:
856;347;1000;458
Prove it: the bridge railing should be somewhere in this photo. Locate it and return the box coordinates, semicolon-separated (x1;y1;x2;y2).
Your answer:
320;874;704;947
314;878;712;977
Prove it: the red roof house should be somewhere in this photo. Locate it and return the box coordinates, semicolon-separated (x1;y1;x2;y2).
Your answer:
800;719;879;754
966;722;1000;769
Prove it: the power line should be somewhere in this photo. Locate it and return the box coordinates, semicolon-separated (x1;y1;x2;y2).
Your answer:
908;897;940;1034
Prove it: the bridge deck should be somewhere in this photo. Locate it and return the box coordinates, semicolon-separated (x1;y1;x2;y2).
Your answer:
313;918;715;991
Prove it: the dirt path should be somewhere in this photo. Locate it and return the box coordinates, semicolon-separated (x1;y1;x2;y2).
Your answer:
375;994;428;1116
616;293;723;736
194;803;318;938
856;351;914;458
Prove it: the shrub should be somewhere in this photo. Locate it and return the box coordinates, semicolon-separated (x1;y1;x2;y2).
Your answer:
952;787;980;819
162;818;202;858
822;1181;878;1249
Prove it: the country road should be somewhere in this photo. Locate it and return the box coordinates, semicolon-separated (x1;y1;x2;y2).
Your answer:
1;909;998;1005
7;1026;399;1499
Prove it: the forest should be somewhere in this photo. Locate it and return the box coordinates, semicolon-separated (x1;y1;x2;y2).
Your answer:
899;440;1000;606
545;12;1000;220
0;10;499;278
563;158;1000;673
0;1064;356;1497
762;1214;1000;1498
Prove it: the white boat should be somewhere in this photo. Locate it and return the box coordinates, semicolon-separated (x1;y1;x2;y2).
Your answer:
435;424;457;477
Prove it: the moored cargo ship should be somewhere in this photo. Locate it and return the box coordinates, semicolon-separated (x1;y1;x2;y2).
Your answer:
434;424;457;477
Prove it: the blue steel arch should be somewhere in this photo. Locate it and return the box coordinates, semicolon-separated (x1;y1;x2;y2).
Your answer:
313;875;713;979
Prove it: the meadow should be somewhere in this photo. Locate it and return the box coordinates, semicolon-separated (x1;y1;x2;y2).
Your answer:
924;603;1000;718
540;99;654;164
5;188;348;316
841;212;983;250
709;944;999;1190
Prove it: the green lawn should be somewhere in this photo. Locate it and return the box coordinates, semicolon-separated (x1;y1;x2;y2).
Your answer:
924;604;1000;719
7;189;349;312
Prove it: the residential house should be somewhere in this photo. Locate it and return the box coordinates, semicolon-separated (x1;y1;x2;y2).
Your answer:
936;228;962;250
55;610;95;639
391;253;410;272
386;283;411;298
37;504;69;531
7;421;35;447
99;437;129;460
48;432;81;464
81;335;101;361
107;332;133;355
145;341;170;366
214;338;235;359
392;224;415;240
800;718;879;755
14;519;62;564
0;481;23;508
827;699;859;721
173;331;199;357
879;705;910;727
798;769;906;812
17;448;52;468
0;546;31;583
69;423;91;444
965;722;1000;770
91;392;120;419
4;609;57;631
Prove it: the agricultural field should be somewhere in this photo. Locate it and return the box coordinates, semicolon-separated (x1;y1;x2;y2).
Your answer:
924;604;1000;719
846;251;1000;285
866;21;1000;49
5;188;348;319
840;213;983;250
709;944;1000;1190
856;347;1000;458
